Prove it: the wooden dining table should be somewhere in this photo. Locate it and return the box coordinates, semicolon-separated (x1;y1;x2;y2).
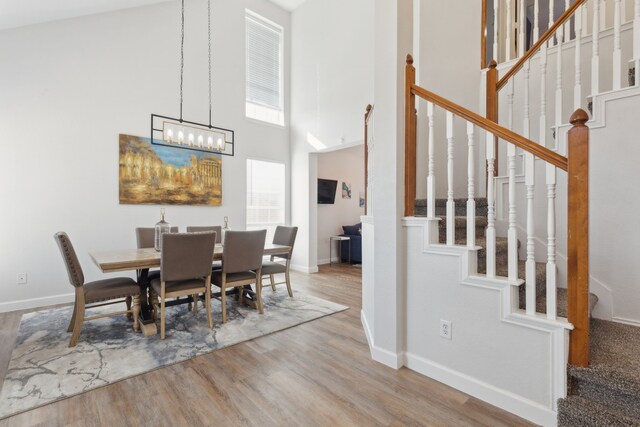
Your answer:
90;243;291;336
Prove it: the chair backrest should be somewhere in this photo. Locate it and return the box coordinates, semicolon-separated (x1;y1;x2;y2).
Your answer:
223;230;266;274
186;226;222;243
136;226;179;249
53;232;84;288
160;232;217;282
272;226;298;260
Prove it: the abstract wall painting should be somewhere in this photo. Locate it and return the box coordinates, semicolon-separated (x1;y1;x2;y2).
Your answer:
119;134;222;206
342;182;352;199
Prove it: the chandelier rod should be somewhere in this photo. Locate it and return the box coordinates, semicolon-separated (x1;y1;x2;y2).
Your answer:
208;0;212;128
179;0;185;122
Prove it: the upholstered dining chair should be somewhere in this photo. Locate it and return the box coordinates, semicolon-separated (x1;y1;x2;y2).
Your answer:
259;226;298;297
135;226;179;282
54;232;140;347
150;231;216;339
186;226;222;243
212;230;266;323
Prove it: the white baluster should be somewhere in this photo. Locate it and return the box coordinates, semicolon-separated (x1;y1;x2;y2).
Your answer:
592;0;601;95
525;153;536;315
486;132;497;279
427;102;436;218
507;145;518;282
582;4;589;37
564;0;571;42
546;164;557;320
600;0;606;30
540;42;548;147
635;0;640;86
507;79;514;130
575;5;583;109
613;0;622;89
549;0;555;47
524;60;531;138
555;27;564;138
534;0;540;41
519;0;526;57
467;122;476;249
506;0;513;61
446;111;455;246
494;0;500;62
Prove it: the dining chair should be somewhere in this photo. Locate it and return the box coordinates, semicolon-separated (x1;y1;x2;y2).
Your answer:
186;226;222;243
135;226;179;282
259;226;298;297
150;231;216;339
212;230;266;323
54;232;140;347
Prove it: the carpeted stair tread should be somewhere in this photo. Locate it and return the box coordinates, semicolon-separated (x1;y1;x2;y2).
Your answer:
536;288;599;318
414;198;488;216
568;319;640;399
437;216;488;229
557;395;640;427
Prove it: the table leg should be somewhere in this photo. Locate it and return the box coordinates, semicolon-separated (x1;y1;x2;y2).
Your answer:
136;269;158;336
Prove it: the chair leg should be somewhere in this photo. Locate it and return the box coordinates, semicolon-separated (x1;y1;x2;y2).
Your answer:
285;270;293;298
68;297;85;347
160;286;166;340
205;287;213;329
67;299;78;333
192;294;198;315
256;279;265;315
270;274;276;292
221;285;227;324
132;295;140;332
126;296;133;320
150;288;158;322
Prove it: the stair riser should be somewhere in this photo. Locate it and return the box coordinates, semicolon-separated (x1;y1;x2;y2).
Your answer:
570;379;640;420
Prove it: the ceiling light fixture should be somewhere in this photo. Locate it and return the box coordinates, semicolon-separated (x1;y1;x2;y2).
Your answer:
150;0;234;156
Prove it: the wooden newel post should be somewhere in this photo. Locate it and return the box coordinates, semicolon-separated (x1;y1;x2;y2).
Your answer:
405;54;417;217
567;108;590;368
486;60;499;179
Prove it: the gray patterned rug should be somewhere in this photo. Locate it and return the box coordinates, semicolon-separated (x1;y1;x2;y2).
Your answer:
0;291;347;420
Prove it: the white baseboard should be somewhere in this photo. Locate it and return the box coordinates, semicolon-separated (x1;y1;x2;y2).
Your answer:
290;264;319;274
360;310;405;369
405;352;557;427
0;293;75;314
317;257;341;265
612;316;640;327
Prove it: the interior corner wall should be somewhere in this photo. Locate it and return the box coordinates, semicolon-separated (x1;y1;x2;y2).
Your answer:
0;0;291;311
317;145;365;264
415;0;484;200
289;0;373;273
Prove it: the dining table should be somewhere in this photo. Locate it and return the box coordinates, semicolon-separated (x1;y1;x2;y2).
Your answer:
90;242;291;337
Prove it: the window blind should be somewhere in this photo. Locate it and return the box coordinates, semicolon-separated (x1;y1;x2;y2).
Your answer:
246;13;282;111
246;159;285;242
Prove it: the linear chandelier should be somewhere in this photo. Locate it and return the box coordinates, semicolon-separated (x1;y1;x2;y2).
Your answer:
150;0;234;156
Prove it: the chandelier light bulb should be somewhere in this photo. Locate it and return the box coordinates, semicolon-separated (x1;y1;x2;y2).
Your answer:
207;136;213;149
197;135;204;147
178;131;184;144
188;133;194;146
167;129;174;143
217;137;224;151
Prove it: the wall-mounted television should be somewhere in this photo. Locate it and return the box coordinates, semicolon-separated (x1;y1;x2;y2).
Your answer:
317;179;338;204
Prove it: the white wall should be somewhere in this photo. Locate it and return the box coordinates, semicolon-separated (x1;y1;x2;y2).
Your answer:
0;0;291;311
316;145;365;264
290;0;373;272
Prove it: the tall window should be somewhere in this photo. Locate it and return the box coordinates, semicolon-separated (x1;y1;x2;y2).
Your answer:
246;159;286;242
245;10;284;126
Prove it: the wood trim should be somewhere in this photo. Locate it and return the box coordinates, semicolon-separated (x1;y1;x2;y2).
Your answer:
364;104;373;216
405;55;417;217
497;0;587;91
410;84;568;171
481;0;488;69
567;109;590;367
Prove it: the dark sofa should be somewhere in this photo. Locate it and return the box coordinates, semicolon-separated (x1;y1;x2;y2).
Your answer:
340;223;362;264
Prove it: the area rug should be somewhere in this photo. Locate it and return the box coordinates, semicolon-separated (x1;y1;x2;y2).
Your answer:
0;291;347;419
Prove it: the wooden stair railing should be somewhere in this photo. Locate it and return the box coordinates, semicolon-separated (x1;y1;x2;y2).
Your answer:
405;54;590;367
364;104;373;216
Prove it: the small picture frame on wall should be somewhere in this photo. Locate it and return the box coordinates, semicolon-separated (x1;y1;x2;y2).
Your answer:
342;182;351;199
359;192;365;208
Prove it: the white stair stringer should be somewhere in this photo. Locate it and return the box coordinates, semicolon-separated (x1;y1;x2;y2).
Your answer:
402;217;572;427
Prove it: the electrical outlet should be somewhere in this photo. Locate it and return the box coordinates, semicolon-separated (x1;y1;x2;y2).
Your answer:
440;319;452;340
17;273;27;285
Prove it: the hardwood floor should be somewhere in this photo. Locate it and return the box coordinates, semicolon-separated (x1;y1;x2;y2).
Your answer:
0;264;533;426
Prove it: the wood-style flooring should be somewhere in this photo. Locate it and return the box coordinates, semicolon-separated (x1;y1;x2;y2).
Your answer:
0;264;534;426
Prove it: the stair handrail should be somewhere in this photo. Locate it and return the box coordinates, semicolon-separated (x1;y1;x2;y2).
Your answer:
405;55;590;367
496;0;588;91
